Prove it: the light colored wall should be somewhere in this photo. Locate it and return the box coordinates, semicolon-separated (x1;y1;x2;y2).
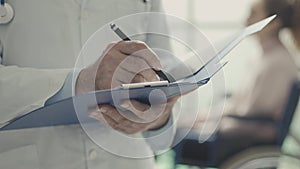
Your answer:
162;0;264;111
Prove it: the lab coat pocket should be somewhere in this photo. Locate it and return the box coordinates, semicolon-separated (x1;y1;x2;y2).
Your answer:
0;144;39;169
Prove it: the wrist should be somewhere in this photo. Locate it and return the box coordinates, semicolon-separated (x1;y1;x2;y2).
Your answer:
148;107;172;130
75;67;95;95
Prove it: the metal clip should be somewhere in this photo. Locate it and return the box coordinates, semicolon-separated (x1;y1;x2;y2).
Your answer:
0;2;14;24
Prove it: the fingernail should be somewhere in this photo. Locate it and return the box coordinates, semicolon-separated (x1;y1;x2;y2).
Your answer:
151;75;160;82
120;101;130;108
99;107;107;113
89;112;99;118
153;67;161;71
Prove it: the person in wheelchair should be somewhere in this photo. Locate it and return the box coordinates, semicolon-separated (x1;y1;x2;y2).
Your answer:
213;0;300;141
186;0;300;166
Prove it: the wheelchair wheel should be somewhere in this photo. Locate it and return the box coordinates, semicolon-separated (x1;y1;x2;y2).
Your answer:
219;146;281;169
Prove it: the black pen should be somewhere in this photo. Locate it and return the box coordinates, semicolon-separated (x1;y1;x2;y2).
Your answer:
110;23;175;82
110;23;131;41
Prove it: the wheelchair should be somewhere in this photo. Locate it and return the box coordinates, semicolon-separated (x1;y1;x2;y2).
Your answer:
173;81;300;169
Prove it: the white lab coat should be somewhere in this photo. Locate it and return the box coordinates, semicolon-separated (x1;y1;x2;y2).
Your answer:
0;0;173;168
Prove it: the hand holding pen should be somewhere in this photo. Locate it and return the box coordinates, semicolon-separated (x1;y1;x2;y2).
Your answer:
110;23;175;83
76;23;178;134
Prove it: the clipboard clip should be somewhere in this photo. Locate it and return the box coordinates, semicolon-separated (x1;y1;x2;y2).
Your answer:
121;80;169;89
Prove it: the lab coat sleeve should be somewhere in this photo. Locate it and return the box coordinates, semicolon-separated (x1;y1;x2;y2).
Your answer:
143;112;175;152
45;71;78;105
0;64;70;125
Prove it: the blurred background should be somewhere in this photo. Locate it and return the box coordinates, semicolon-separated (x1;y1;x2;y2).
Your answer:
156;0;300;169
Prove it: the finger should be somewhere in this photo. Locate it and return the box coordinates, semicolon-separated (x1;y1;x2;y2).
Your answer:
102;42;118;55
88;108;107;124
99;105;126;123
118;57;159;82
120;100;149;114
166;96;180;105
136;69;160;82
112;73;150;85
119;67;158;83
93;42;119;66
119;56;150;73
104;50;158;84
102;113;119;130
113;72;152;85
168;95;180;102
120;100;163;122
99;104;145;123
118;56;159;82
114;118;139;134
117;118;133;129
97;104;155;134
100;109;147;134
95;50;128;89
101;49;126;65
113;66;141;84
115;41;162;70
131;74;146;83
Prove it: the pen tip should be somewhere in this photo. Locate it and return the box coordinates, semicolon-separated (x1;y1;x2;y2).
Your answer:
110;23;116;29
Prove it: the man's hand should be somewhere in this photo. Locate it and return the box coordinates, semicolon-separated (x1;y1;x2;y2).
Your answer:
76;41;162;93
89;97;178;134
76;41;177;134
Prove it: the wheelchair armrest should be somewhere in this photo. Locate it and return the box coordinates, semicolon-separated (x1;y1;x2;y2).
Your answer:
226;114;276;124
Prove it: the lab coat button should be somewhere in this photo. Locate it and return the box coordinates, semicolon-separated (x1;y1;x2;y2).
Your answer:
88;149;98;160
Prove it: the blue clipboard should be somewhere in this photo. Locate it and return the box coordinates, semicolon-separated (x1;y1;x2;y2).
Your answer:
0;16;276;131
